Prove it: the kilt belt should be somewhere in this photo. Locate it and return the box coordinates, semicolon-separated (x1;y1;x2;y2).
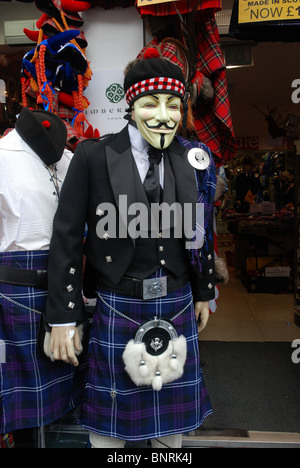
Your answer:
0;265;47;289
99;272;189;300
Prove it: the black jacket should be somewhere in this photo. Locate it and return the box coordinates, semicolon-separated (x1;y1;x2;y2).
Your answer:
45;125;215;324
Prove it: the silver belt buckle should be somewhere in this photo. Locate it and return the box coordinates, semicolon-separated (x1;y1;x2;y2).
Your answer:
143;276;167;300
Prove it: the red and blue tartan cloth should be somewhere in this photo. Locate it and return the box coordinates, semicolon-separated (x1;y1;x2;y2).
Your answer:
137;13;237;163
176;136;218;314
80;270;212;441
0;432;14;448
176;135;216;268
0;250;87;434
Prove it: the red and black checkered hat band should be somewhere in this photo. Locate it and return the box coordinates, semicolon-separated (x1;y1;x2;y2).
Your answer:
125;77;186;105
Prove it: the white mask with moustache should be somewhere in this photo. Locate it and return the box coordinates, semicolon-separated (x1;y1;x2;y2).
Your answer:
132;93;182;150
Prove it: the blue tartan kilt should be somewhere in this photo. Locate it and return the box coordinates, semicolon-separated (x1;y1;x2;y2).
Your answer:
0;250;87;434
80;271;212;441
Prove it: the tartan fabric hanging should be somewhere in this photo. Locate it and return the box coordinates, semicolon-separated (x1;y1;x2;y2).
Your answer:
0;433;15;448
137;13;237;163
176;136;218;314
136;0;221;16
192;14;237;162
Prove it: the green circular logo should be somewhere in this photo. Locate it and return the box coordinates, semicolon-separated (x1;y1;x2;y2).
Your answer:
105;83;125;104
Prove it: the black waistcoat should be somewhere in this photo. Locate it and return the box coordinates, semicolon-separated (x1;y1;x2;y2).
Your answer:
125;151;189;280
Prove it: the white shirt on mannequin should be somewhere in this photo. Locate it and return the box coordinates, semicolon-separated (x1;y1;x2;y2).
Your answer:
0;129;73;252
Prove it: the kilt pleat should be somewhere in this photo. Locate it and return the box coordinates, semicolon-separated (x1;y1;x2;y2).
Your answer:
80;270;212;441
0;250;87;434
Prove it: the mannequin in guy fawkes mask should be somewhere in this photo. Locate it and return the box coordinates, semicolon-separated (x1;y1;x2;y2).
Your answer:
44;50;216;448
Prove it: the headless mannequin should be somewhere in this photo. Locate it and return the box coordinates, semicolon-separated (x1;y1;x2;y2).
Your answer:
0;108;86;438
0;107;70;254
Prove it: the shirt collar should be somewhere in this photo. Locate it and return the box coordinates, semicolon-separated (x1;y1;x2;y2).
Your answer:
128;122;149;155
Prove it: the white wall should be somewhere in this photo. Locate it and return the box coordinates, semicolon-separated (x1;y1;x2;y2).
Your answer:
82;7;143;71
82;7;144;134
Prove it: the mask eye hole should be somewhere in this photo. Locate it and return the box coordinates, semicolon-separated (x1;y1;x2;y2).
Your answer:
168;104;179;111
143;103;157;109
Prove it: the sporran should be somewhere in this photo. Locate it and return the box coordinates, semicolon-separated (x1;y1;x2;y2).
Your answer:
123;317;187;391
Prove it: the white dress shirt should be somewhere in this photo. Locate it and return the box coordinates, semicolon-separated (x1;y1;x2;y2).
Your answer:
0;129;73;252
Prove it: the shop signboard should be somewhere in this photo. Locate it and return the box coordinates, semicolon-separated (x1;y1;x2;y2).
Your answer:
238;0;300;23
84;69;127;135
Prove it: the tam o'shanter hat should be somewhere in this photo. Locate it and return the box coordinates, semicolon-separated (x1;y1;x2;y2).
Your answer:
15;107;67;165
124;48;186;107
21;29;88;112
35;0;85;26
39;17;88;49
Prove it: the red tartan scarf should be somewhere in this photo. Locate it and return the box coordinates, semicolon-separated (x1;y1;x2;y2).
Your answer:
137;14;237;163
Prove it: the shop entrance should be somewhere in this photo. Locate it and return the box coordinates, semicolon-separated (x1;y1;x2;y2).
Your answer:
196;35;300;447
1;0;300;450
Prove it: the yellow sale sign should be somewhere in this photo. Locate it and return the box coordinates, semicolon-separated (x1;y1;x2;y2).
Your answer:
238;0;300;23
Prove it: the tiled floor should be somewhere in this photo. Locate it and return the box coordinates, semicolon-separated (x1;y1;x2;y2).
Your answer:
200;228;300;343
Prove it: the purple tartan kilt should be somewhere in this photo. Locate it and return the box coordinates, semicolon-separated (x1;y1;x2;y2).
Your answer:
80;276;212;441
0;250;86;434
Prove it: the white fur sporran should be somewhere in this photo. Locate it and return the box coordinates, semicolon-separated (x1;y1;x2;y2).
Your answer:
122;318;187;391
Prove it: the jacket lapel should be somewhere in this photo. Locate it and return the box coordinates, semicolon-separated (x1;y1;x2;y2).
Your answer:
105;127;198;244
105;126;136;243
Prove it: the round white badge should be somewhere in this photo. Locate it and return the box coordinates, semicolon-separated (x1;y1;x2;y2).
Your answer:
187;148;210;170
